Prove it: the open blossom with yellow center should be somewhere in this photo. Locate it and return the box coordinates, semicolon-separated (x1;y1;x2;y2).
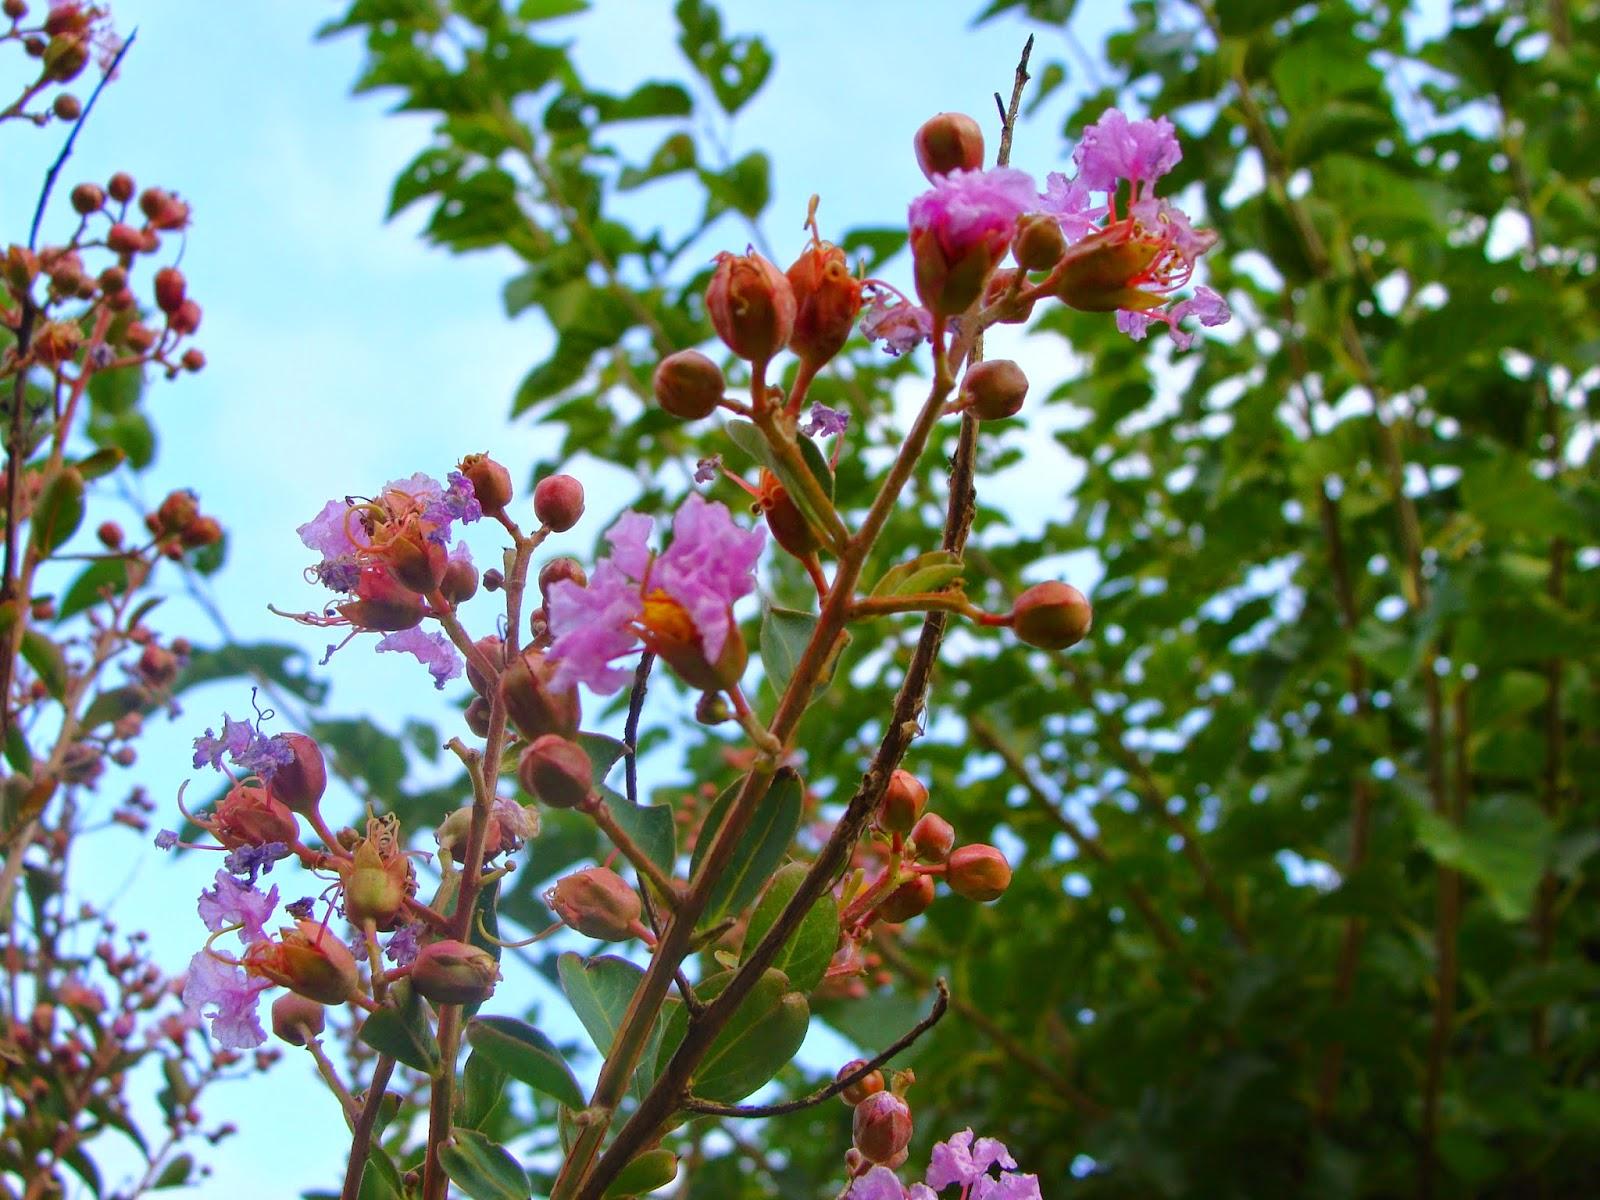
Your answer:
545;494;765;694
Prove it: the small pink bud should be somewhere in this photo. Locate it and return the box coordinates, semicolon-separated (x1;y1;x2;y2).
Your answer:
458;453;513;514
270;994;326;1046
960;359;1028;421
946;843;1013;902
106;223;143;256
268;733;327;815
537;557;587;601
909;812;954;863
51;92;80;120
517;735;592;810
498;648;580;741
546;867;643;942
652;349;725;420
69;182;102;214
914;112;985;180
877;769;927;836
706;251;795;364
107;172;134;203
876;874;935;923
169;299;202;336
440;556;478;606
836;1059;885;1106
152;266;185;314
533;474;584;532
1010;581;1092;650
852;1091;913;1165
410;939;500;1006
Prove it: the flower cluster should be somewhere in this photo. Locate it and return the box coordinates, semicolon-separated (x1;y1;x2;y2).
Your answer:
850;1130;1040;1200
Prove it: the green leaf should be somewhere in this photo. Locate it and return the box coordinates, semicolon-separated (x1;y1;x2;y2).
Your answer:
466;1016;586;1109
175;641;328;704
78;685;146;731
578;732;629;786
518;0;588;18
62;1146;101;1197
87;409;155;469
557;952;642;1057
600;787;676;876
439;1128;530;1200
691;767;804;924
151;1154;193;1189
20;627;66;700
618;132;697;191
660;969;808;1102
356;1145;404;1200
74;446;124;480
759;606;816;699
742;861;839;994
359;982;441;1073
1409;794;1554;921
57;558;130;621
87;362;143;415
869;550;964;598
602;1148;679;1197
675;0;772;115
724;421;834;543
28;466;85;557
460;1051;509;1130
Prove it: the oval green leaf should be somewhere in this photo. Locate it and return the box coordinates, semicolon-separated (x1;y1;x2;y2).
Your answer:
743;861;840;994
602;1148;679;1197
439;1128;530;1200
466;1015;585;1110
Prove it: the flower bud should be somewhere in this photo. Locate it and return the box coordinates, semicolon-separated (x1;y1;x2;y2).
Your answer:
909;813;954;863
138;188;190;231
946;844;1012;902
464;697;492;738
960;359;1028;421
1013;213;1066;272
124;322;156;354
706;250;795;364
169;299;202;335
533;474;584;532
270;994;325;1046
537;557;586;601
877;770;927;836
269;733;326;814
410;940;500;1006
546;867;643;942
463;635;503;697
517;735;592;810
914;112;985;180
30;320;81;366
836;1059;885;1106
209;783;297;850
181;348;206;372
1010;581;1092;650
440;556;478;606
757;470;818;561
852;1091;913;1165
876;874;935;923
52;92;80;121
338;570;425;632
96;520;122;549
43;35;88;82
458;453;513;514
69;182;102;214
4;244;37;291
153;266;185;314
179;516;222;549
107;172;134;203
2;1;28;20
499;647;580;740
245;921;360;1005
106;222;143;256
652;349;724;420
786;239;862;368
155;491;197;536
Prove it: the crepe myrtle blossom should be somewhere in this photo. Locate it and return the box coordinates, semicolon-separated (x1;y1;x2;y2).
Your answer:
375;625;462;690
907;166;1037;314
198;870;279;945
848;1130;1040;1200
546;493;765;695
861;288;934;356
182;951;270;1050
1117;284;1231;350
192;712;294;781
800;403;850;438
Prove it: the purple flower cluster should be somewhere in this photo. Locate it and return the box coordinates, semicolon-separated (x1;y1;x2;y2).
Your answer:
849;1130;1040;1200
862;293;935;356
182;952;270;1050
192;713;294;782
375;626;462;690
801;403;850;438
198;869;279;944
297;471;480;596
546;494;765;694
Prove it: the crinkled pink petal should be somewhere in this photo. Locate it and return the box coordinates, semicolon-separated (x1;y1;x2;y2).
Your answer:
847;1166;908;1200
1039;172;1103;241
972;1174;1042;1200
297;498;368;559
375;627;463;690
181;951;268;1050
547;561;644;694
862;297;933;355
197;871;279;944
1073;108;1181;194
909;1188;938;1200
604;511;656;582
909;167;1038;259
1116;309;1157;342
449;539;473;567
654;495;765;665
927;1129;979;1189
384;472;442;501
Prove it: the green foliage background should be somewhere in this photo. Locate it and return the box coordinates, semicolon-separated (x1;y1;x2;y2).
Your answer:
304;1;1599;1196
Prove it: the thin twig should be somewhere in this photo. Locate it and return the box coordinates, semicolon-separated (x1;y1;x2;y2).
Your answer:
29;33;137;250
683;980;950;1117
339;1054;396;1200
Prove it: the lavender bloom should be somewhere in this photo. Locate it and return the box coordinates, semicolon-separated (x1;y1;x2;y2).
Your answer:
1038;171;1103;241
297;498;368;561
547;495;765;694
385;924;422;967
375;626;463;690
285;896;316;920
192;714;294;781
1117;285;1230;351
197;870;279;944
419;471;484;543
154;829;178;850
926;1129;1018;1190
694;456;722;485
223;842;287;885
800;404;849;438
861;295;934;356
1072;108;1182;195
848;1168;914;1200
908;167;1037;259
181;951;269;1050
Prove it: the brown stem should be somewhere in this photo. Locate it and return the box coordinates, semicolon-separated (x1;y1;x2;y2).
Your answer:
340;1055;396;1200
683;980;950;1117
586;797;681;908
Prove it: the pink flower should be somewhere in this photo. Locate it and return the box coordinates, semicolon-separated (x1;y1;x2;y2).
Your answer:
1117;285;1231;350
197;871;279;944
375;626;463;689
927;1129;1017;1190
1072;108;1181;195
908;167;1038;313
547;494;765;694
181;951;270;1050
847;1167;913;1200
862;294;935;356
1038;172;1103;242
971;1176;1041;1200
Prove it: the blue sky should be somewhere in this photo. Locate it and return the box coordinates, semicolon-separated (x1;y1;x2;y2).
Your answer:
1;1;1133;1194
